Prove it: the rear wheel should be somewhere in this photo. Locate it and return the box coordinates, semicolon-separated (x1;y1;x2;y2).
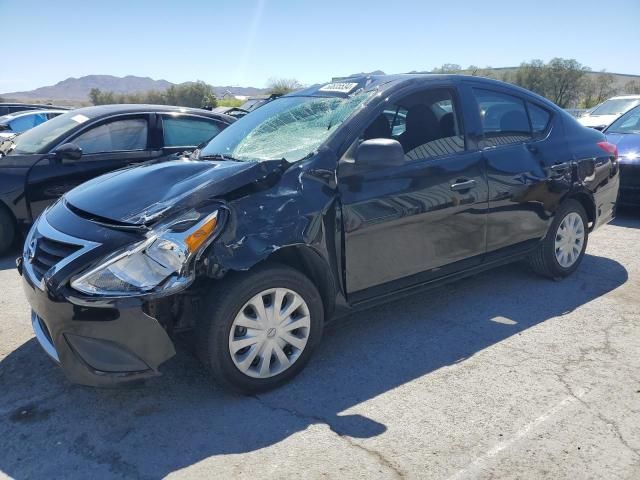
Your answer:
0;207;15;255
528;199;588;279
196;263;324;393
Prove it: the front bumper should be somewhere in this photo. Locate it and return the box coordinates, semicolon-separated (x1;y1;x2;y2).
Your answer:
619;163;640;206
19;252;177;388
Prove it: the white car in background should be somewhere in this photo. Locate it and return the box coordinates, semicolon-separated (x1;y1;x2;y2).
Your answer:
578;95;640;130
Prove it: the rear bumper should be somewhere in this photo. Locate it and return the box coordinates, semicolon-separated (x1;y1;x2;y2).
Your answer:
20;260;176;387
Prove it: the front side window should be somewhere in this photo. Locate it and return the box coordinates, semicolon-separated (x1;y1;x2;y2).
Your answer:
359;88;465;162
163;116;221;147
474;88;532;147
200;92;372;163
73;118;148;154
607;106;640;134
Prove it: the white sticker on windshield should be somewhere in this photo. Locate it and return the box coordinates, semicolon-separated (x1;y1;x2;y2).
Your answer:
71;114;89;124
319;82;358;93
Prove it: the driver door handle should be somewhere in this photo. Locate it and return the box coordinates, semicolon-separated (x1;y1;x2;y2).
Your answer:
450;179;477;191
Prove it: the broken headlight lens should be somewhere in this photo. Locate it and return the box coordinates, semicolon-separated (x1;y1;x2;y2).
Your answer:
71;211;219;296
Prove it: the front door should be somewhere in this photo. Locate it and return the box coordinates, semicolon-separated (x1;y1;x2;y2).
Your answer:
26;115;156;219
339;86;489;298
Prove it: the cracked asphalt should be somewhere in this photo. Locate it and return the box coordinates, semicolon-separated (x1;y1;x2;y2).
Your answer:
1;212;639;479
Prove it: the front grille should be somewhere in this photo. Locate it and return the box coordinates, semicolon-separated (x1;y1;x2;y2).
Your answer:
30;236;82;281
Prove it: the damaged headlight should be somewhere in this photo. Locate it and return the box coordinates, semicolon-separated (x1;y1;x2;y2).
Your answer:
71;210;220;296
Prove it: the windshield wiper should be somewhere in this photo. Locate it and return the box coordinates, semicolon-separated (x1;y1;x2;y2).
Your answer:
198;153;242;162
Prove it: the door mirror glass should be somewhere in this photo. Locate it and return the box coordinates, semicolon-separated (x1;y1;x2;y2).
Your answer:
355;139;404;168
54;142;83;160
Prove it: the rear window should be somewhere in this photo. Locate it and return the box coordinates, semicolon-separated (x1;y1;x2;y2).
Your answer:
162;116;221;147
527;102;551;135
473;88;532;147
592;98;640;116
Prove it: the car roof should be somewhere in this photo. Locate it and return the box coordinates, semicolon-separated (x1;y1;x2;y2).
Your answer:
293;74;560;110
66;104;236;123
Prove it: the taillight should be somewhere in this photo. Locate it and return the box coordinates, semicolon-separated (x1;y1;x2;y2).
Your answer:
597;141;618;160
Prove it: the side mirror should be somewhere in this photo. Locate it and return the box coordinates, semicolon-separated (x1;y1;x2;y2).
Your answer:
355;139;404;169
54;142;83;161
0;123;10;131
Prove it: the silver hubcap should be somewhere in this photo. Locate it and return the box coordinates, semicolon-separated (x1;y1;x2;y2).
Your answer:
228;288;311;379
554;212;585;268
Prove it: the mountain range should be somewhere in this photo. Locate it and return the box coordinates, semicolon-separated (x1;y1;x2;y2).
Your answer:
1;75;269;104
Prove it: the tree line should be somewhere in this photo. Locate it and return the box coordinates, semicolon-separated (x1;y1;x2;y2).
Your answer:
86;61;640;110
89;81;219;109
88;77;303;109
431;58;640;108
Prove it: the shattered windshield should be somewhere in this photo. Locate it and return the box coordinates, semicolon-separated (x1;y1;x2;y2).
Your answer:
199;92;372;163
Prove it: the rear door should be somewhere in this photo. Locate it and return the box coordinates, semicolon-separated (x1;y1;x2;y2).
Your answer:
26;114;156;219
468;86;568;256
339;85;489;299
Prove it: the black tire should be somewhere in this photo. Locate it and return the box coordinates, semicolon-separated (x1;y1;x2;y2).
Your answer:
0;207;15;255
528;199;589;279
196;263;324;393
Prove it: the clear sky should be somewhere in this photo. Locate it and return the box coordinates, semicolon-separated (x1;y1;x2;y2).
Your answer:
1;0;639;93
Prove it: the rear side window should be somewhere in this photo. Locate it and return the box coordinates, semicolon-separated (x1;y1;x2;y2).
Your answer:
473;88;532;147
162;116;222;147
527;102;551;135
73;118;148;154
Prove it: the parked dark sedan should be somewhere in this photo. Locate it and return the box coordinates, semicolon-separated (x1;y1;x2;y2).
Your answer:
18;75;619;393
604;104;640;206
0;104;234;253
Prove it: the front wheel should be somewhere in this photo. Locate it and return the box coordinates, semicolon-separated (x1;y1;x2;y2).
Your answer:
196;263;324;393
528;199;589;279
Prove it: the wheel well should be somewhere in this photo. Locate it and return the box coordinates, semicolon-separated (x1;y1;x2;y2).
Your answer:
566;192;596;229
264;246;337;319
0;201;16;224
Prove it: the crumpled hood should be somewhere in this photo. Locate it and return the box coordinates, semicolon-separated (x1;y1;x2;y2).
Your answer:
606;132;640;162
65;158;285;225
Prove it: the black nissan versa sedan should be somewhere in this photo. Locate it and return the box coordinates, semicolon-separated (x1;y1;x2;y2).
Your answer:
17;75;619;393
0;104;234;253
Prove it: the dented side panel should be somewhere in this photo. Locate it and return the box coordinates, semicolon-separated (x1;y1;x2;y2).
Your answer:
208;150;342;280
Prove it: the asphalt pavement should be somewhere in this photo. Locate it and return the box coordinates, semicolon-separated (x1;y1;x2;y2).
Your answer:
0;213;639;479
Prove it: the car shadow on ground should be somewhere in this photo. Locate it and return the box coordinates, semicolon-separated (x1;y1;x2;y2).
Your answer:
0;249;18;271
0;254;628;478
